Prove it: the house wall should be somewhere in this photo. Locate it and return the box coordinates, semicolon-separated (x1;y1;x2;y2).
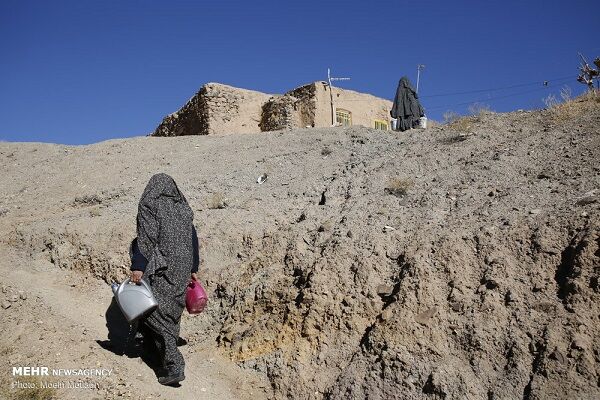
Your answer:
153;83;271;136
153;88;208;137
286;84;318;128
203;83;272;135
153;81;393;136
259;94;302;132
308;82;392;129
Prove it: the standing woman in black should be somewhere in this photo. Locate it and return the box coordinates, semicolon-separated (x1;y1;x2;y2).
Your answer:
130;173;199;386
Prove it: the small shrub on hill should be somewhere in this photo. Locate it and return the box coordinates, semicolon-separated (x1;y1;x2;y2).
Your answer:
442;111;460;124
208;192;228;209
385;178;414;197
468;102;492;117
544;86;598;123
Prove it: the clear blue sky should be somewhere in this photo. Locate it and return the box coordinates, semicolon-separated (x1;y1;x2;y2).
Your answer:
1;0;598;144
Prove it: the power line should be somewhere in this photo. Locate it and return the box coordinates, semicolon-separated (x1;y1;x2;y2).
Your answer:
314;74;577;115
421;75;573;98
426;81;570;112
323;75;574;103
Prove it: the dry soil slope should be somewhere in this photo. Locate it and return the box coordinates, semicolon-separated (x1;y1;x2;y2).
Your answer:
0;98;599;399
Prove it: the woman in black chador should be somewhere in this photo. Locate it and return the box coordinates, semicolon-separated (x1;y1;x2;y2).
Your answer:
130;173;199;386
391;76;424;131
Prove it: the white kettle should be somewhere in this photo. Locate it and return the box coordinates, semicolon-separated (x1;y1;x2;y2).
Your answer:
111;278;158;323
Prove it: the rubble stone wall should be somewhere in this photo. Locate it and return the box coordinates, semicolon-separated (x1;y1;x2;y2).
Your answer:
203;83;272;135
153;88;209;137
259;95;300;131
287;83;318;128
153;83;271;136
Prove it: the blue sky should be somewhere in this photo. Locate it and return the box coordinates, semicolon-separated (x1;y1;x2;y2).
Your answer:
0;0;598;144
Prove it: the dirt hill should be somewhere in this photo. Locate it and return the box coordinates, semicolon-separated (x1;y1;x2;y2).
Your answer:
0;95;598;399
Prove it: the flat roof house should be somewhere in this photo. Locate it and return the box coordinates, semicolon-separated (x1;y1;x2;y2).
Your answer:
153;82;392;136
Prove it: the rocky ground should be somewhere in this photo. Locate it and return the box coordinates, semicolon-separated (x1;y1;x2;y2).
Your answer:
0;96;598;399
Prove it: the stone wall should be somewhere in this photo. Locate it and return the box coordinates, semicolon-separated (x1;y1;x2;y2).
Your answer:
202;83;272;135
153;83;272;136
259;95;300;131
153;88;209;137
287;83;318;128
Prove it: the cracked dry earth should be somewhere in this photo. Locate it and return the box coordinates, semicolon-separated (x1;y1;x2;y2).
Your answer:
0;98;599;399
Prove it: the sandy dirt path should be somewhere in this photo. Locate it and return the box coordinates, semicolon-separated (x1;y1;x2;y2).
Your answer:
0;246;270;399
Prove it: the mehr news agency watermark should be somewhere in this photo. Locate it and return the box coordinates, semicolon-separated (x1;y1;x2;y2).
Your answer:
10;366;113;391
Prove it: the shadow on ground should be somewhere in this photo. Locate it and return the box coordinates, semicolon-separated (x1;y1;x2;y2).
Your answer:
96;298;188;385
96;298;164;378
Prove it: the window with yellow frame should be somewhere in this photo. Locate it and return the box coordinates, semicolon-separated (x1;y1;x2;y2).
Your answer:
374;119;388;130
336;109;352;126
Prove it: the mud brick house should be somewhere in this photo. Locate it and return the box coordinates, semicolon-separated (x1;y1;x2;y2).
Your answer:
152;82;392;137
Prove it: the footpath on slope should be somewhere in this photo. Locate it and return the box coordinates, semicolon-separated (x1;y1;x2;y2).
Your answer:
0;246;270;400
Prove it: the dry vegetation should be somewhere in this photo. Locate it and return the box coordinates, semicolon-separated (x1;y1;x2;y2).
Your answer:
467;102;492;116
442;110;474;133
447;116;475;132
442;102;493;133
544;87;600;123
207;192;228;209
425;118;440;128
384;177;414;197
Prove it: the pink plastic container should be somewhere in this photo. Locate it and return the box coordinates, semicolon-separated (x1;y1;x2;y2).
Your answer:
186;280;208;314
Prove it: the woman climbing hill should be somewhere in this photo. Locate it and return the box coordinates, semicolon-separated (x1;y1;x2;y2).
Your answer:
130;173;199;386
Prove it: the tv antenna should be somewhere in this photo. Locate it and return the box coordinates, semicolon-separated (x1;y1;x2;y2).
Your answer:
327;68;351;125
416;64;425;94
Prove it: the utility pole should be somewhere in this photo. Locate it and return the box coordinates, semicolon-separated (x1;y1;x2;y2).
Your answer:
416;64;425;94
327;68;351;125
